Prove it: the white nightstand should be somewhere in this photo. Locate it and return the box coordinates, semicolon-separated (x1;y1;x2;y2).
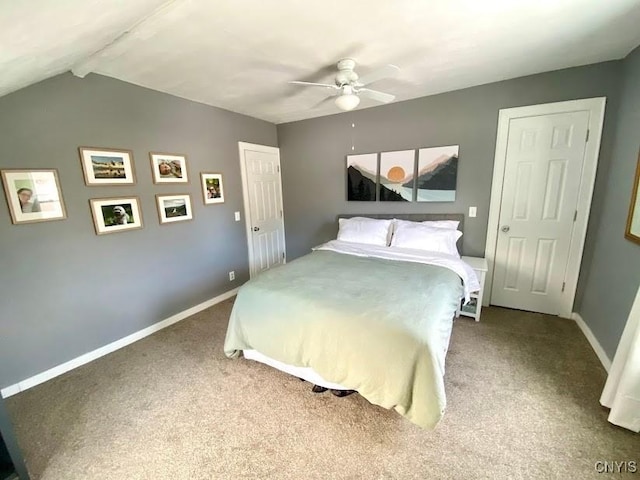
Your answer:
457;256;488;322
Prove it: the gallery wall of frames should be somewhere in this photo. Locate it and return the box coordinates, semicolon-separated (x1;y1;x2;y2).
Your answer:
1;147;226;234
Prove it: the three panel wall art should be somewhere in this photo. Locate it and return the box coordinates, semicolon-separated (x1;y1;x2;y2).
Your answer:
347;145;459;202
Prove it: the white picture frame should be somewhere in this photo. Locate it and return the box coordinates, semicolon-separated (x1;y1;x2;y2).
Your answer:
201;172;225;205
89;197;143;235
150;152;189;184
156;194;193;224
79;147;136;186
1;169;67;224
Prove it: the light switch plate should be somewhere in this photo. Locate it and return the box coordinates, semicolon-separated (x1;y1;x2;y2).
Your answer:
234;211;241;221
469;206;477;218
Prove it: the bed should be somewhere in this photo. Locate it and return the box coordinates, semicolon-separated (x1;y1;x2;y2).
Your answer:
223;214;479;429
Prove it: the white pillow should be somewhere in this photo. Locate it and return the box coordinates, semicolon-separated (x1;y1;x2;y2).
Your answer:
390;222;462;257
337;217;393;246
392;218;460;230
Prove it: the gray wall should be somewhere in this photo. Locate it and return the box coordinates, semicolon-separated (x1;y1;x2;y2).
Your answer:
0;73;277;388
575;46;640;359
277;62;622;262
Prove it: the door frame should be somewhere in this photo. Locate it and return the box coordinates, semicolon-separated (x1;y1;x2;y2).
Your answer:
484;97;606;318
238;141;285;278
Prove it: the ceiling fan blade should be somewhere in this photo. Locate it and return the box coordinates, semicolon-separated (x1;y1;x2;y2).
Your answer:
358;88;395;103
289;81;338;90
356;64;400;87
310;95;338;109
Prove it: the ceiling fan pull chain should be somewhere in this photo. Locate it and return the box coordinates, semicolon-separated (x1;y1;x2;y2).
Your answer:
351;119;356;151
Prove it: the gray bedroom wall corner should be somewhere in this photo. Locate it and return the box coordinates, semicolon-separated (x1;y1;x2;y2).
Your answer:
574;45;640;359
277;61;622;261
0;72;277;388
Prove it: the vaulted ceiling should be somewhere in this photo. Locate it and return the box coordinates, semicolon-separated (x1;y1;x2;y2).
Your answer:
2;0;640;124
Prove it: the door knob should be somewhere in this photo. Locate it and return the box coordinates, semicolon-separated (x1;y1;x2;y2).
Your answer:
501;225;510;233
253;226;260;232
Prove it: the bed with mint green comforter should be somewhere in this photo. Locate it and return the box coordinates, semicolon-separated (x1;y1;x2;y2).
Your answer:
224;245;469;429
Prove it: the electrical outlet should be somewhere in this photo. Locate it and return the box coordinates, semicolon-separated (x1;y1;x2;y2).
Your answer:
229;271;235;281
234;211;241;221
469;206;477;218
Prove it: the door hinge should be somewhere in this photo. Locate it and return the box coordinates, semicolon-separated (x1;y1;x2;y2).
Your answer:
561;282;566;292
280;210;283;218
282;252;285;260
277;165;280;173
573;210;577;222
585;129;590;143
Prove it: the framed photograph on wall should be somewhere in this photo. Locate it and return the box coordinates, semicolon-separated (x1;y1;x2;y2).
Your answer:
201;172;225;204
346;153;378;201
79;147;136;185
625;150;640;245
89;197;143;235
1;169;67;224
156;194;193;224
150;152;189;184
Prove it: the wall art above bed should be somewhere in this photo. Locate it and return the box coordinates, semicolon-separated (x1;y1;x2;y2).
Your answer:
346;145;459;202
379;150;415;202
346;153;377;201
417;145;459;202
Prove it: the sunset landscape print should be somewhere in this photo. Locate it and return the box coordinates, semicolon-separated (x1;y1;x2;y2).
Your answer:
380;150;415;201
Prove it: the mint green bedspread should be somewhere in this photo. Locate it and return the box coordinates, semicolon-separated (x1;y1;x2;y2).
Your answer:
224;250;463;429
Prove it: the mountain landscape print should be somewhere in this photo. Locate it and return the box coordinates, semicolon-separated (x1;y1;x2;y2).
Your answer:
347;153;377;201
91;155;126;179
380;150;415;201
416;145;459;202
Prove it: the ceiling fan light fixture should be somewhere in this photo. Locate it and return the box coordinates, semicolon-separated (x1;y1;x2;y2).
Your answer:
335;93;360;111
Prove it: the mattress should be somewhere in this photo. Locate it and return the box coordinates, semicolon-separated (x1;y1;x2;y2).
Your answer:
224;240;479;429
243;349;348;390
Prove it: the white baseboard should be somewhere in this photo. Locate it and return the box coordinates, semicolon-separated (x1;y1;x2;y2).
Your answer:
571;312;612;372
1;287;240;399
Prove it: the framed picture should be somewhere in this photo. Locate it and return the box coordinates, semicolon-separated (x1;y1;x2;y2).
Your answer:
89;197;143;235
79;147;136;185
201;172;225;204
379;150;415;202
625;151;640;245
347;153;378;201
1;169;67;224
156;194;193;224
416;145;459;202
150;152;188;184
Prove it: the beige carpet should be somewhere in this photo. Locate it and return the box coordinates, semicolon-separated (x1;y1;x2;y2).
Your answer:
5;300;639;480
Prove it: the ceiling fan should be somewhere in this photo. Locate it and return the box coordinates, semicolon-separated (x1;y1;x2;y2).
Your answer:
289;58;400;111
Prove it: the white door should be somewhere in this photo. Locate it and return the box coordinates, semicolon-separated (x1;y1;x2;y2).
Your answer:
491;111;589;315
238;142;286;277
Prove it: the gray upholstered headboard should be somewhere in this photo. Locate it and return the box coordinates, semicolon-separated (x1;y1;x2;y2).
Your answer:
336;213;465;253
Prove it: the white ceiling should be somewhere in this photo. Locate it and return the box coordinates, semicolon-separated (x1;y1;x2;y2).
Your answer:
2;0;640;124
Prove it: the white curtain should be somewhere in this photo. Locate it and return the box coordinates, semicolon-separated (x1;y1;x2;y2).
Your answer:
600;285;640;432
